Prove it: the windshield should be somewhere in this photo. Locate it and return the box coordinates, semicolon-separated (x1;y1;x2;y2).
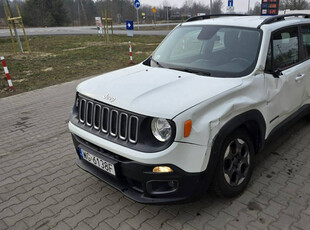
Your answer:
148;25;262;78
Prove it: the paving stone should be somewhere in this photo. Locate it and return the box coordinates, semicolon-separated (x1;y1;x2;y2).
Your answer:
126;209;153;229
67;197;95;215
263;200;285;218
208;211;234;229
26;208;55;228
64;208;94;229
138;222;158;230
282;201;306;218
3;207;34;227
118;222;136;230
96;221;114;230
146;209;175;229
50;221;71;230
186;211;214;230
248;212;276;230
105;209;134;229
84;208;114;228
47;208;75;228
223;201;247;218
228;212;256;230
271;213;298;230
0;220;9;230
11;197;40;214
74;221;93;230
105;197;133;215
293;213;310;230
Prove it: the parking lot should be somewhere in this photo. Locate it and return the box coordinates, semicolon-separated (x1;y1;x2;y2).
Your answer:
0;79;309;230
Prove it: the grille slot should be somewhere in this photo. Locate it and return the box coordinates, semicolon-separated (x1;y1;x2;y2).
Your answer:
86;101;93;126
119;113;128;140
93;104;101;130
101;107;110;133
129;116;139;144
79;99;86;123
110;110;119;137
78;96;139;144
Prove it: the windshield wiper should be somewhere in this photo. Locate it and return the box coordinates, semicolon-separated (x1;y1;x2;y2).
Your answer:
169;67;211;76
151;57;164;68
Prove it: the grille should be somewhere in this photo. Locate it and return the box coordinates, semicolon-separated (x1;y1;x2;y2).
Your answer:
78;96;139;144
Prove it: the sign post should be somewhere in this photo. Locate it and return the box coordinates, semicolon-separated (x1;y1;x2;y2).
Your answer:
126;20;134;37
261;0;279;16
134;0;140;30
152;6;156;25
95;17;103;35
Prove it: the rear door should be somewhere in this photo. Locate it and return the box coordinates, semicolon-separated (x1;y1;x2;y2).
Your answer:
301;24;310;101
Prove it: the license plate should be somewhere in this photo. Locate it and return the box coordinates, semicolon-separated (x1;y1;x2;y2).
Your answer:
79;148;116;176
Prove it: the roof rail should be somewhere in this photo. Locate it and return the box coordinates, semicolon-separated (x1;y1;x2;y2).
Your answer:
257;14;310;29
186;14;248;22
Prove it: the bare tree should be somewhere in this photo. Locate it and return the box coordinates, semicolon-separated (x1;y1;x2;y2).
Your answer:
280;0;309;10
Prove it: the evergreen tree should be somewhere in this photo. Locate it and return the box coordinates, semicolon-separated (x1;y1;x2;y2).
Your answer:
22;0;67;27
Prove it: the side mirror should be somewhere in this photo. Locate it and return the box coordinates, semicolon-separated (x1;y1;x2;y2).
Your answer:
272;69;283;78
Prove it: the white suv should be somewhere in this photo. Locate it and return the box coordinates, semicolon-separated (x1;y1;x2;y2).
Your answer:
69;14;310;203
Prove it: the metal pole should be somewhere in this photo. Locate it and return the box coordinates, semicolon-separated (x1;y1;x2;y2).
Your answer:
5;0;23;53
210;0;213;14
136;9;139;30
248;0;251;14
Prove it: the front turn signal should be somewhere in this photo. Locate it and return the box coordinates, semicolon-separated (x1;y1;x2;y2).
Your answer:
184;120;192;137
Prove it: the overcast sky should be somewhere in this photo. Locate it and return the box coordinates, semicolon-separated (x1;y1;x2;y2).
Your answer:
140;0;261;13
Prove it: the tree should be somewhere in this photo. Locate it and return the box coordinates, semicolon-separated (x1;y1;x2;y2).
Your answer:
22;0;67;27
212;0;223;14
280;0;309;10
249;2;261;15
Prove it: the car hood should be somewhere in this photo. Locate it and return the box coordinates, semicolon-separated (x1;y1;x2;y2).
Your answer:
77;64;243;119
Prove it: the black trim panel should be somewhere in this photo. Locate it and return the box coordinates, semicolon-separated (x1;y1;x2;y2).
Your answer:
71;134;212;204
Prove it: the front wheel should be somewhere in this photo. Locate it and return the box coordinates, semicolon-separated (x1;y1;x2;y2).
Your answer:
213;129;255;197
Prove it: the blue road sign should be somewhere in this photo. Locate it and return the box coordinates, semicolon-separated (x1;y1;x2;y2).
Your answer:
126;20;134;30
228;0;233;7
134;0;140;9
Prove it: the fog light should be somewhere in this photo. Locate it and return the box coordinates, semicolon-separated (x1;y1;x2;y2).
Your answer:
153;166;173;173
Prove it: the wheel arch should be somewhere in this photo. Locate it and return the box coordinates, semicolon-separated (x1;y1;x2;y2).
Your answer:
213;109;266;154
206;110;266;180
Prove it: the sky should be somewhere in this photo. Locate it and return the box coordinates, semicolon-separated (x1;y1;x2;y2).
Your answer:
140;0;261;13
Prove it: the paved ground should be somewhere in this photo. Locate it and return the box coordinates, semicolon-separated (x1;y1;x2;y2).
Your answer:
0;79;309;230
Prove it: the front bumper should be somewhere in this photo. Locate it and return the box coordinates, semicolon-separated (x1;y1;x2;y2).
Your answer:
72;134;213;204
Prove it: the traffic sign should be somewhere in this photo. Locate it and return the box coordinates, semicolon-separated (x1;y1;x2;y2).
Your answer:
126;20;133;30
152;6;156;13
134;0;140;9
228;0;233;7
126;20;134;37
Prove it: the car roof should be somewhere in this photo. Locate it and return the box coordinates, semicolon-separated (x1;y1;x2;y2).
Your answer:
182;15;310;30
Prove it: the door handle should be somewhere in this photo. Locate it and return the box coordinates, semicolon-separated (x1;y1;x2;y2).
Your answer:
295;74;305;81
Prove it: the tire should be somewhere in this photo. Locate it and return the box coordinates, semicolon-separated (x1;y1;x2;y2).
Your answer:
213;129;255;197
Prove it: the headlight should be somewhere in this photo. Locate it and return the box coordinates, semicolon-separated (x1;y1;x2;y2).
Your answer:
151;118;172;142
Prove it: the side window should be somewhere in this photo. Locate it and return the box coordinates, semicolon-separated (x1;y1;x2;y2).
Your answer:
270;27;299;70
265;42;272;72
301;25;310;59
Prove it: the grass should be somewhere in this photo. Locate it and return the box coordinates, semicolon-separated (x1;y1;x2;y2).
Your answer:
0;34;165;98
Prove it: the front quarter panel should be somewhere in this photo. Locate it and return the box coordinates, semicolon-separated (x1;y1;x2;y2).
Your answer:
173;74;267;171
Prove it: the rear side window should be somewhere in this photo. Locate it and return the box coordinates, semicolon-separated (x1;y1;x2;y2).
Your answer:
266;26;299;71
302;25;310;59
